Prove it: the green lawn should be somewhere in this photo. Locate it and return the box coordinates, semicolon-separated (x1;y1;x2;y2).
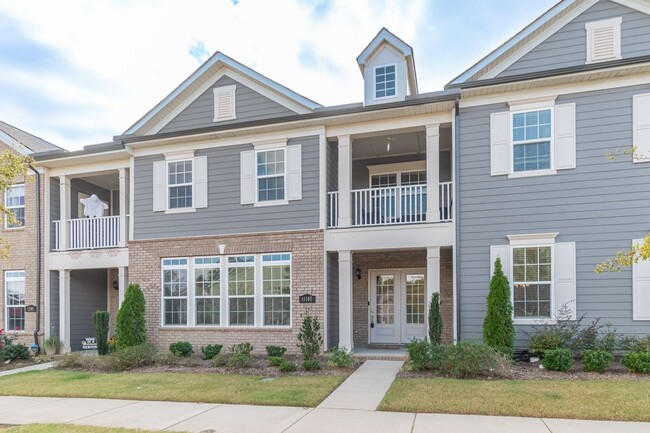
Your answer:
1;425;170;433
380;378;650;421
0;370;345;407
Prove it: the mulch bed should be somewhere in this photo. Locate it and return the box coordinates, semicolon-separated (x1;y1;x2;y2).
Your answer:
0;359;36;372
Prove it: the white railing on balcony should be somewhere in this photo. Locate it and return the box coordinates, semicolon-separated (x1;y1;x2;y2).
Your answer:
53;216;121;251
327;183;453;228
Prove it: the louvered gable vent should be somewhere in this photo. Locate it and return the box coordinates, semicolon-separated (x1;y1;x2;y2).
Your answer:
213;85;236;121
585;17;621;64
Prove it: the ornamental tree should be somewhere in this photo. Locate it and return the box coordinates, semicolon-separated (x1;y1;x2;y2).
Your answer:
483;257;515;355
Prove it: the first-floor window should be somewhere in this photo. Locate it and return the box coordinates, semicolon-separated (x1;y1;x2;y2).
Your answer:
512;246;552;318
228;256;255;326
194;257;220;326
162;258;188;325
262;254;291;326
5;270;25;331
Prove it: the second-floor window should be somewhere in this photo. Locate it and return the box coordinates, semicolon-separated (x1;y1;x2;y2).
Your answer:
5;184;25;229
168;160;193;209
375;64;396;99
256;149;285;202
512;109;552;173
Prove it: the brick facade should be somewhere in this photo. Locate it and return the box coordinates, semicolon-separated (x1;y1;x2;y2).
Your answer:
351;247;453;347
128;229;324;355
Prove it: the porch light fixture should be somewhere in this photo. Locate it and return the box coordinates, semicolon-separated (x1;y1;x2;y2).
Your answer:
112;281;119;291
386;137;391;152
355;267;362;280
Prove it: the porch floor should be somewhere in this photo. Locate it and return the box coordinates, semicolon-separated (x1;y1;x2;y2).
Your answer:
353;347;407;361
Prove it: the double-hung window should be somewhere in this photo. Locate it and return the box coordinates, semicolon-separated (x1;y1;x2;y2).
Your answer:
375;64;396;99
194;257;220;326
512;109;552;173
256;149;285;202
162;258;188;326
5;184;25;229
512;246;552;318
168;160;193;209
5;270;25;331
228;255;255;326
262;254;291;326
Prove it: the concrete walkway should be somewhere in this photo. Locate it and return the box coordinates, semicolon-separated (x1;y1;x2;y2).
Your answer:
0;362;54;377
0;396;648;433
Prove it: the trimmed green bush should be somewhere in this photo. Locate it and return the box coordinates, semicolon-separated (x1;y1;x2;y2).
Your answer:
483;257;515;355
327;347;354;368
440;341;508;379
582;349;613;373
230;342;253;356
542;348;574;372
116;284;146;349
622;351;650;374
302;359;321;371
110;343;157;371
428;292;443;345
266;345;287;357
227;342;254;368
2;343;30;361
297;310;323;360
407;339;447;371
201;344;223;360
92;310;110;356
279;361;297;372
169;341;193;357
268;356;285;367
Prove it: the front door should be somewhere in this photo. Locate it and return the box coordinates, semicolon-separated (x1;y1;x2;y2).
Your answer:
369;269;427;344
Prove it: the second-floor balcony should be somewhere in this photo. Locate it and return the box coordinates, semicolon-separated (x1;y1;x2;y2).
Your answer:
54;216;122;251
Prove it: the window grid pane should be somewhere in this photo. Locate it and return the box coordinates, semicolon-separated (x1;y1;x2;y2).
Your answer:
512;109;552;173
5;271;25;331
5;185;25;228
195;266;220;326
376;275;395;324
375;65;396;98
162;266;188;325
168;160;193;209
512;246;552;318
405;274;425;324
228;263;255;326
256;149;285;202
263;264;291;326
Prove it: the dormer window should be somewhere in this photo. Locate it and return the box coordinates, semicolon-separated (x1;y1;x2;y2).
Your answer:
213;85;236;121
375;64;396;99
585;17;622;64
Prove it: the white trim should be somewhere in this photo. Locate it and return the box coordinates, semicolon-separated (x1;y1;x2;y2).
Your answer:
508;169;557;179
0;129;34;156
252;139;287;150
586;17;622;64
160;258;190;327
254;147;287;205
509;105;555;176
508;96;558;111
166;158;195;211
507;232;559;245
613;0;650;15
253;200;289;208
213;84;237;122
367;161;426;176
164;149;196;160
373;63;398;101
633;93;650;163
510;244;555;324
318;131;327;230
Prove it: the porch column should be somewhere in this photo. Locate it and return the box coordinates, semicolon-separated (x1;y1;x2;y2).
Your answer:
118;267;128;307
338;250;354;350
59;175;71;250
426;247;441;322
59;270;71;353
426;125;440;223
118;168;129;248
337;135;352;228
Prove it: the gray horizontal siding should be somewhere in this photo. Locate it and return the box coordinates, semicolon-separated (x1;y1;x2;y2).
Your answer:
498;0;650;78
70;269;107;351
327;252;339;349
50;178;60;251
160;76;297;134
133;135;320;240
49;271;59;337
458;83;650;346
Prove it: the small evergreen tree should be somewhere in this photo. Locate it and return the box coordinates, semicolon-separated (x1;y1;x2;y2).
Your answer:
92;310;110;355
428;292;443;345
116;283;147;349
297;309;323;360
483;257;515;355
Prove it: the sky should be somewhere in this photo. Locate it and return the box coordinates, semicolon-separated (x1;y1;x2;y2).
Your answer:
0;0;558;151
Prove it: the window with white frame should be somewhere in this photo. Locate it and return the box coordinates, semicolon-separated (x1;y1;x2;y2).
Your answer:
5;270;25;332
5;184;25;229
162;258;188;326
256;149;285;202
512;109;552;173
168;160;193;209
262;254;291;326
512;246;552;318
228;255;255;326
375;64;396;99
194;257;220;326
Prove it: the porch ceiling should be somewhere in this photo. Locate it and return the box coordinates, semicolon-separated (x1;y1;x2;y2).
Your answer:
350;126;451;160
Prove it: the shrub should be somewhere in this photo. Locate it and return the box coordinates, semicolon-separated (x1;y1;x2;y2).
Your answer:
110;343;157;371
55;352;111;371
230;342;253;357
327;347;354;368
268;356;285;367
621;336;650;353
227;342;254;368
542;348;574;372
279;361;297;372
107;336;118;354
92;310;110;356
43;335;61;355
116;284;146;349
303;359;321;371
440;341;508;379
3;343;30;361
155;353;199;367
169;341;193;357
266;345;287;357
407;339;433;371
483;258;515;355
297;310;323;360
212;354;228;367
428;292;443;345
622;351;650;374
582;349;613;373
201;344;223;360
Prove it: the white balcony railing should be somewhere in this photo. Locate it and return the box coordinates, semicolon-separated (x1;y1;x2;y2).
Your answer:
54;216;121;251
327;182;453;228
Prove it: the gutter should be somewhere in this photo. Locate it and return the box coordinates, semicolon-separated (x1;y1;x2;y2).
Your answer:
29;165;42;352
454;98;461;342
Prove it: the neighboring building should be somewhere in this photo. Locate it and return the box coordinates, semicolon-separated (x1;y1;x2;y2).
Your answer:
0;121;62;346
31;0;650;353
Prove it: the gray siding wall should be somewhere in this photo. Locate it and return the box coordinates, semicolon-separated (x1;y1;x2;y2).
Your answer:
70;269;107;351
133;135;320;240
498;0;650;78
327;252;339;349
49;270;59;336
50;178;60;251
327;141;338;193
160;76;297;134
458;84;650;345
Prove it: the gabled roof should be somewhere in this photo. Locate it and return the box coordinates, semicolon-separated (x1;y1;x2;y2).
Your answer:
123;52;322;137
357;27;418;95
447;0;650;87
0;120;62;155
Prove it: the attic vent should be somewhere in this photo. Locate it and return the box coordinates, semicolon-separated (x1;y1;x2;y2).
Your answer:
585;17;621;64
213;85;236;122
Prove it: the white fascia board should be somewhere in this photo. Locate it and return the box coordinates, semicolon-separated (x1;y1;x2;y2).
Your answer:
357;28;414;70
0;129;33;155
612;0;650;15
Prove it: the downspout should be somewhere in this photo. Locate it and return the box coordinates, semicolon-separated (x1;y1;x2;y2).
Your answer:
29;165;42;352
454;98;461;342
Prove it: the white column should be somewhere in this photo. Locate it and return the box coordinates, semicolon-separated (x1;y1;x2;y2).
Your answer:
59;270;71;353
426;247;441;319
118;168;129;248
338;250;354;350
337;135;352;228
426;125;440;223
118;267;128;307
59;175;71;250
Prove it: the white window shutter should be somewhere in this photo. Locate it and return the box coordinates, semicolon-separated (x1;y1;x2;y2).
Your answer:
286;145;302;201
490;112;510;176
240;150;255;205
555;242;577;320
194;156;208;209
490;245;510;280
152;161;166;212
632;239;650;320
554;103;576;170
633;93;650;163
